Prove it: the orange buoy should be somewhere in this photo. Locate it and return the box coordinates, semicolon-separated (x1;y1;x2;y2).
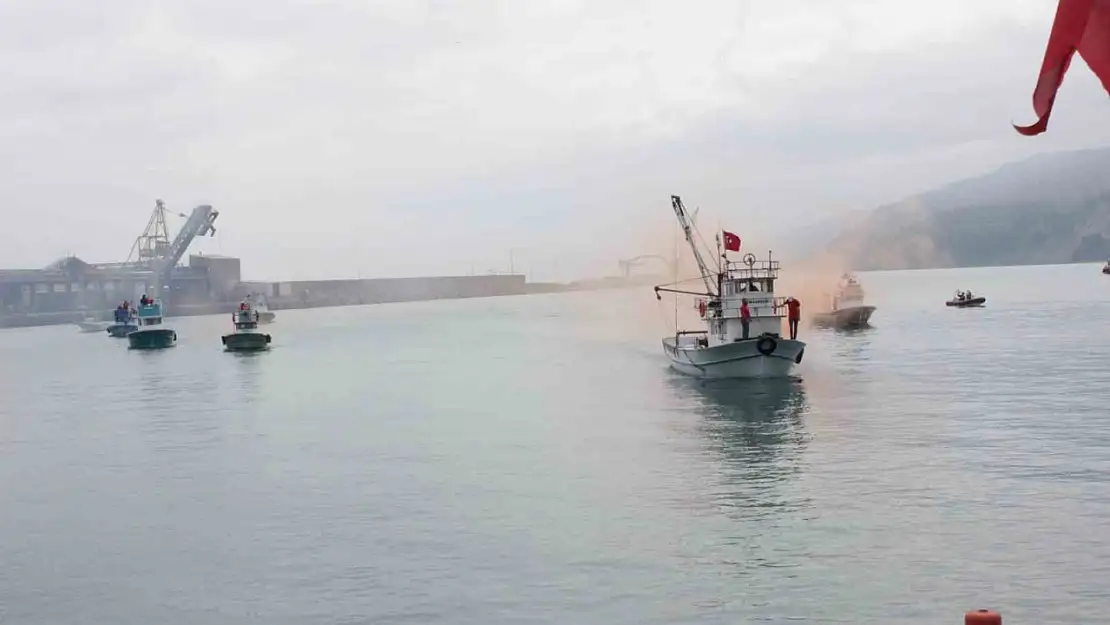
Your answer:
965;609;1001;625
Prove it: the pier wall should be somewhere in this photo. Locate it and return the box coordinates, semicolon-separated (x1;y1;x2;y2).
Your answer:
242;275;527;307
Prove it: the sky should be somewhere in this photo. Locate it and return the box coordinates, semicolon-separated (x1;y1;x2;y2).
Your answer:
1;0;1109;281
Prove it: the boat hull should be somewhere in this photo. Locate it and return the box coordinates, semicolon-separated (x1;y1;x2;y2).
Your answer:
222;332;271;352
78;321;110;333
106;323;138;338
128;328;177;349
946;297;986;308
812;305;876;329
662;334;804;380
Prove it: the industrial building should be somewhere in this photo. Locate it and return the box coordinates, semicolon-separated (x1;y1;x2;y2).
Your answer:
0;253;238;318
0;199;530;328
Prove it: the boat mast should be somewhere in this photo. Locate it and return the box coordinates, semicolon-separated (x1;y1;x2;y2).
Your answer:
670;195;717;295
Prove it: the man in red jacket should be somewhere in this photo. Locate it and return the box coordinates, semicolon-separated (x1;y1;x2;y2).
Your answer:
740;298;751;340
786;297;801;340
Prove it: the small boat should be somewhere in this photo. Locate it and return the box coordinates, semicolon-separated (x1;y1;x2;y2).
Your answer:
127;300;177;349
250;294;276;324
106;305;138;338
946;290;986;308
1102;260;1110;275
811;273;877;329
76;314;111;333
221;305;272;352
654;195;805;380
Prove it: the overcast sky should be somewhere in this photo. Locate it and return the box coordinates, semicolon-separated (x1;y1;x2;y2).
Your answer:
2;0;1109;281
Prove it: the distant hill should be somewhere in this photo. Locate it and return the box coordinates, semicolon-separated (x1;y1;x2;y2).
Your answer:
822;147;1110;270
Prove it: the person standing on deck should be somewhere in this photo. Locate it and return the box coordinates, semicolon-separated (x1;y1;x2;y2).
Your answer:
786;297;801;340
740;298;751;340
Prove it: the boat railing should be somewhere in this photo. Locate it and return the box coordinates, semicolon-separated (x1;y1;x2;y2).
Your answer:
713;295;791;318
725;259;780;280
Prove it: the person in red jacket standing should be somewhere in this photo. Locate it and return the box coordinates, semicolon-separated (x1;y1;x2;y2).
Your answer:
740;298;751;340
785;297;801;340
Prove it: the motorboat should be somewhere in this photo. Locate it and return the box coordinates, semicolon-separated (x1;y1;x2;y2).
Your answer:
653;195;805;379
946;290;986;308
811;273;877;329
250;294;276;324
127;300;177;349
106;305;138;338
76;314;111;333
222;304;272;352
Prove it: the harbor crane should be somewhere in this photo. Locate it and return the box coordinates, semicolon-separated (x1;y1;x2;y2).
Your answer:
125;199;219;295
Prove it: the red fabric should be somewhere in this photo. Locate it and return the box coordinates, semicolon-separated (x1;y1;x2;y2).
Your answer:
723;231;741;252
1017;0;1110;135
786;298;801;320
740;302;751;320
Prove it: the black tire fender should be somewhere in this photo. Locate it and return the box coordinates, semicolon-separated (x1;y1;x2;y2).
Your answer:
756;336;776;356
795;347;804;364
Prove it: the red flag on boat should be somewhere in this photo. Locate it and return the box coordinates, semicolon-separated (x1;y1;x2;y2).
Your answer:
722;231;741;252
1016;0;1110;136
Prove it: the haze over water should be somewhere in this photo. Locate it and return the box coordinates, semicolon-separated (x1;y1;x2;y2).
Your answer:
2;263;1109;624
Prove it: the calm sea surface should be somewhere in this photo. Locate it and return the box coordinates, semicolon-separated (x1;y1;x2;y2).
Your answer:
2;263;1110;624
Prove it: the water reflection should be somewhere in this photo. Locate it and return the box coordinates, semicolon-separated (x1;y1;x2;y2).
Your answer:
671;375;812;521
825;329;874;375
225;350;264;405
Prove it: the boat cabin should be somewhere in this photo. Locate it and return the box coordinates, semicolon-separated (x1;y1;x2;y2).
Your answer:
233;308;260;330
702;255;787;345
136;302;164;326
834;275;865;308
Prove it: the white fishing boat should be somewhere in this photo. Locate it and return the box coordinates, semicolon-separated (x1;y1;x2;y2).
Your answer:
653;195;806;379
811;273;877;329
250;293;275;324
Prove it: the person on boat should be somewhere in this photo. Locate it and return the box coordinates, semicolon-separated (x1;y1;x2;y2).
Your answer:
740;298;751;340
786;297;801;340
239;300;249;311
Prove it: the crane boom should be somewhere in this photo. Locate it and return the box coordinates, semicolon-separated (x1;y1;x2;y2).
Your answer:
153;205;219;291
670;195;717;295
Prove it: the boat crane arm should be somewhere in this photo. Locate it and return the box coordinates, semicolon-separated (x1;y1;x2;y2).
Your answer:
670;195;717;295
654;285;715;300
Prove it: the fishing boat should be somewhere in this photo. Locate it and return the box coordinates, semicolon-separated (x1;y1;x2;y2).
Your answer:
222;304;272;352
106;305;138;338
250;293;276;324
127;300;177;349
653;195;805;379
811;273;877;329
946;290;986;308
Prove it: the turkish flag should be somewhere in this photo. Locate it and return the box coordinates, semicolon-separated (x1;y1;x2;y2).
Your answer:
1016;0;1110;136
723;231;741;252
